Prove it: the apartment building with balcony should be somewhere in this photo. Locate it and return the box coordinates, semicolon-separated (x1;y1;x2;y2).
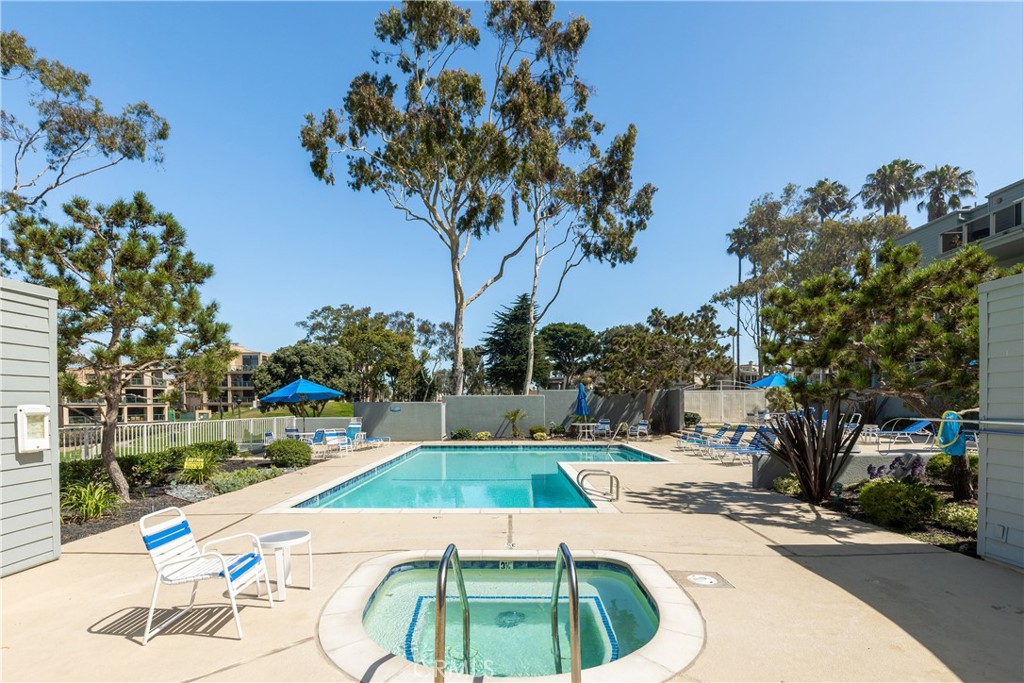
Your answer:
894;179;1024;268
60;370;171;425
201;344;269;415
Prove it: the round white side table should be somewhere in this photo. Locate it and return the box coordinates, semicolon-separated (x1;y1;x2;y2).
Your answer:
258;530;312;600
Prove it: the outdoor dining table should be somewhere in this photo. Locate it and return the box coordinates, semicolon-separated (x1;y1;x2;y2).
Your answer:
576;423;598;440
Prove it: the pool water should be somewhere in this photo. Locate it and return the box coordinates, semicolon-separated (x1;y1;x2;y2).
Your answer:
361;561;659;677
296;445;662;509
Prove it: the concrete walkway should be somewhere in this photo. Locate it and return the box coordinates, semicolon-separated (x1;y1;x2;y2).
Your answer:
2;439;1021;682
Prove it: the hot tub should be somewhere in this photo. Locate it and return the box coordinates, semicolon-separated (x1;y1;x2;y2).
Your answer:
319;550;704;681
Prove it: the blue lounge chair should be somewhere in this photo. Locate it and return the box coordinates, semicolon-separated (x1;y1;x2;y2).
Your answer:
714;427;776;464
701;424;748;458
877;419;934;452
676;425;704;449
679;424;729;453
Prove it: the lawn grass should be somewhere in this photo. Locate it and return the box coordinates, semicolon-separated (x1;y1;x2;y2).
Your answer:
213;401;354;419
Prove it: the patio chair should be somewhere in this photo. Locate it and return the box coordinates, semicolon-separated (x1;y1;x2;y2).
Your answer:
304;429;329;459
594;418;612;438
628;420;651;440
679;424;729;453
263;431;275;445
712;426;776;464
363;435;392;449
138;507;273;645
701;424;748;458
676;425;704;449
844;413;862;433
877;419;934;452
285;427;300;440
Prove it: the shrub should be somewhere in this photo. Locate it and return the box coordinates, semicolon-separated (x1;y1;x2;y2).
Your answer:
772;474;802;497
549;423;566;436
532;432;548;441
765;386;794;412
60;482;123;522
935;503;978;535
529;425;547;437
208;467;282;494
60;459;105;490
503;408;528;438
924;452;951;480
199;439;238;459
176;448;222;484
683;412;701;427
859;479;941;531
474;431;491;441
451;428;473;441
266;439;312;468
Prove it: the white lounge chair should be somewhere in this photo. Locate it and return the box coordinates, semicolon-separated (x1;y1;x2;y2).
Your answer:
138;507;273;644
628;420;650;440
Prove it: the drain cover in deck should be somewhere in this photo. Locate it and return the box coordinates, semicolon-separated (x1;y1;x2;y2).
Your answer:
670;570;734;588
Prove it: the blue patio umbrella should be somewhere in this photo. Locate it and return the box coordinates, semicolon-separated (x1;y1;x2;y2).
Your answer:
260;377;343;431
749;372;796;389
575;382;589;417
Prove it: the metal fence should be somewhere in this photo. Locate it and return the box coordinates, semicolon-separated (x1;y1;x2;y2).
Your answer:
58;417;292;461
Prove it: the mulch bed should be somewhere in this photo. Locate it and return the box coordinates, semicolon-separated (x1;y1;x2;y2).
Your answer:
818;478;978;557
60;457;272;545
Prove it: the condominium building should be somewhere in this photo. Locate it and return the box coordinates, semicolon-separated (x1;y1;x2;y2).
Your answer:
894;179;1024;268
60;369;171;425
201;344;269;416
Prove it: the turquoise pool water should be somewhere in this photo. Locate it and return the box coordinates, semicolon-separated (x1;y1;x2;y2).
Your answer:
361;560;659;676
295;445;662;509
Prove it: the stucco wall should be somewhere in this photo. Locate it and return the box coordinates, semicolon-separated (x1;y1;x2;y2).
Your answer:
1;278;61;577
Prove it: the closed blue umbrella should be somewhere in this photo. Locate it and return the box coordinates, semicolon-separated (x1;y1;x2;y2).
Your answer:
260;377;343;431
575;383;589;417
749;372;796;389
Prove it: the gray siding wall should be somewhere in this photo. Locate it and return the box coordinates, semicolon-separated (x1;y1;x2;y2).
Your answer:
444;395;546;437
977;273;1024;569
355;402;445;440
1;278;61;577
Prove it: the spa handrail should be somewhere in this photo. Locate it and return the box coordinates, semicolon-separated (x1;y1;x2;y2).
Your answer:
434;543;471;683
550;542;582;683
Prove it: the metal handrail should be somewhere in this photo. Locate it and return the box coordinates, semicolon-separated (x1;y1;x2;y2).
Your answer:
576;469;620;501
550;543;582;683
434;543;471;683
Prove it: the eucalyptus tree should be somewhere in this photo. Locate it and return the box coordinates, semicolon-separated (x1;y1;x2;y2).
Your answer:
300;1;621;396
488;3;656;394
802;178;853;221
6;193;231;500
918;165;977;221
861;159;924;216
0;31;169;217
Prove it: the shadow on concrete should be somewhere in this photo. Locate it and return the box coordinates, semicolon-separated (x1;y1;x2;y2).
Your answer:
768;543;1024;682
88;605;241;645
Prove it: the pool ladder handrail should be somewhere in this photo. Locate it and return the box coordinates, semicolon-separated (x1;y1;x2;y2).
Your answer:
608;422;626;446
550;542;582;683
434;543;471;683
576;469;620;501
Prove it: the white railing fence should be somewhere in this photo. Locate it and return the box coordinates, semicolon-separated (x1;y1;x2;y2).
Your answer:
58;417;292;461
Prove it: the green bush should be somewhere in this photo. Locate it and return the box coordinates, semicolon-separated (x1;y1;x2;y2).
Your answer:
474;431;491;441
924;452;951;480
859;479;941;531
549;423;566;436
935;503;978;535
532;432;548;441
924;452;979;487
266;439;312;468
175;448;222;484
199;439;238;459
60;482;123;522
451;428;473;441
60;459;105;490
208;467;282;494
529;425;547;437
772;474;802;497
683;412;701;427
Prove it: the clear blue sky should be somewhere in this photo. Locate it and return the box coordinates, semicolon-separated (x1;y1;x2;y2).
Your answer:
3;2;1022;363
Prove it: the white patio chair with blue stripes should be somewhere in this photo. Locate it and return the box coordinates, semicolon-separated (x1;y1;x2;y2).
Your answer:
138;507;273;644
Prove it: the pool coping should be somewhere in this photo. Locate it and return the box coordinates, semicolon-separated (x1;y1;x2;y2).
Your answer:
260;442;673;515
317;549;706;682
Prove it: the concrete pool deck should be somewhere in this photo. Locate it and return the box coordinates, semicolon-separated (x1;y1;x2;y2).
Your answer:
2;438;1021;682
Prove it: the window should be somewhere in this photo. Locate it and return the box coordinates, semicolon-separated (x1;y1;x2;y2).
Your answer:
1015;202;1022;229
941;230;963;253
966;217;989;242
994;206;1015;233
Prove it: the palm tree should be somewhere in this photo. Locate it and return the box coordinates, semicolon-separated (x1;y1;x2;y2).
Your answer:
861;159;924;216
803;178;852;221
917;165;977;221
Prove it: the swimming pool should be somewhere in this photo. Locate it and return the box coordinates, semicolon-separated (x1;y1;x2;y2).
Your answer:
294;445;664;509
362;559;659;676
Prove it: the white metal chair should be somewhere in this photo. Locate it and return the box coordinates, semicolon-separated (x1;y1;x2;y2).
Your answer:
139;507;273;644
628;420;651;440
263;431;275;445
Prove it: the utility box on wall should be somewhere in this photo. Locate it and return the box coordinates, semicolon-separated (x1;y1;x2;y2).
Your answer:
1;278;62;577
